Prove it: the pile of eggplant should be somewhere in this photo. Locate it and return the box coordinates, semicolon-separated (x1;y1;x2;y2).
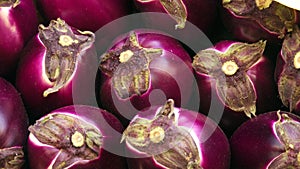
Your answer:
1;0;300;168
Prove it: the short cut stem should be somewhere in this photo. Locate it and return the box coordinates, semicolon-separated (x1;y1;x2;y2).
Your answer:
221;60;239;76
119;50;134;63
71;131;85;148
293;52;300;69
149;126;165;143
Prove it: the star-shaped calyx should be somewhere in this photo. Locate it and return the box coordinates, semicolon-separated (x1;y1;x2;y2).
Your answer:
223;0;296;38
28;113;102;168
278;25;300;112
39;18;95;97
121;99;202;169
0;0;20;8
99;31;163;99
193;40;266;118
267;111;300;168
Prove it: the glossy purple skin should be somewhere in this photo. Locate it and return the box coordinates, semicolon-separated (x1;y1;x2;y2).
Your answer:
230;111;300;169
0;77;28;149
220;5;300;44
27;105;126;169
0;0;38;78
97;31;194;124
125;105;231;169
15;34;98;122
133;0;218;34
195;40;280;137
37;0;132;32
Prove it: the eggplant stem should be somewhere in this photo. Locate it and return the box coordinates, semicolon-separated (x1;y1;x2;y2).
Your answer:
71;131;85;148
293;52;300;69
221;60;239;76
119;50;134;63
149;126;165;143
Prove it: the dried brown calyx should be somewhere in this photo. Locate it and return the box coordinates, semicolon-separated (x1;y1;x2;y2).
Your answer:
0;0;19;7
223;0;296;38
39;18;95;97
121;99;202;169
193;40;266;118
99;31;162;99
159;0;187;29
278;26;300;112
267;111;300;168
0;147;24;169
28;113;103;168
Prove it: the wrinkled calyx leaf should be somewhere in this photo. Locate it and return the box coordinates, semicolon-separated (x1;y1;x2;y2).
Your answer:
268;111;300;168
99;31;162;99
278;26;300;112
0;147;24;169
121;99;202;169
223;0;296;38
28;113;103;168
159;0;187;29
0;0;19;7
193;40;266;118
39;18;95;97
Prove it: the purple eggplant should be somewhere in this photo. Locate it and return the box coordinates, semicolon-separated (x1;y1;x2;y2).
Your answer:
97;30;194;124
192;40;280;136
36;0;132;32
275;25;300;114
231;110;300;169
0;77;28;169
133;0;218;33
27;105;126;169
0;0;38;79
121;99;231;169
15;18;97;122
221;0;299;43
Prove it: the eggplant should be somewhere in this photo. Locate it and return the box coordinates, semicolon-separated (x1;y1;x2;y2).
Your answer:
231;110;300;169
96;30;195;124
122;99;231;169
16;18;97;122
192;40;280;136
0;0;38;79
0;77;28;169
27;105;126;169
275;25;300;114
221;0;299;44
